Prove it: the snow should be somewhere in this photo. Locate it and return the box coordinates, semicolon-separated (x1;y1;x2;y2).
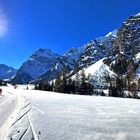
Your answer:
10;28;118;84
105;29;118;37
134;53;140;77
0;86;140;140
135;12;140;16
71;59;105;80
75;58;112;77
136;67;140;77
0;89;21;139
135;52;140;63
72;58;114;87
84;58;105;76
32;48;60;58
64;47;84;61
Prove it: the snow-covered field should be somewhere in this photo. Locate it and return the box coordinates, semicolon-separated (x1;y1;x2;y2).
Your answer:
0;88;20;140
1;86;140;140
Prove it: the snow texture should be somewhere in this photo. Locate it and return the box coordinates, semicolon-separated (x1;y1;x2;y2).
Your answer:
2;87;140;140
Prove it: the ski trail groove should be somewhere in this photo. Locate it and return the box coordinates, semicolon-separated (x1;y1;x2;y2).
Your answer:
25;98;30;102
21;102;31;110
10;97;39;140
18;128;28;140
11;107;32;127
28;114;38;140
8;96;39;140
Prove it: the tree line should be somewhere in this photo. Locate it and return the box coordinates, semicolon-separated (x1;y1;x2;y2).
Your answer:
0;80;7;86
35;69;94;95
35;53;140;99
104;53;140;99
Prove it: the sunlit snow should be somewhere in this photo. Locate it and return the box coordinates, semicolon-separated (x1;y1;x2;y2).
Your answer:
0;86;140;140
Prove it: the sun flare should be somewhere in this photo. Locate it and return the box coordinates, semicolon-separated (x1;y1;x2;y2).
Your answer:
0;9;8;36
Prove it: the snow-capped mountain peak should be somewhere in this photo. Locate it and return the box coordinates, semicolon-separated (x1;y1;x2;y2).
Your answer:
135;12;140;17
0;64;17;80
11;48;60;84
77;29;118;69
32;48;58;57
10;12;140;84
105;29;118;37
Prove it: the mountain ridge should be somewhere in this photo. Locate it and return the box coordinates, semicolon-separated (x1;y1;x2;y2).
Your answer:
2;12;139;85
0;64;17;80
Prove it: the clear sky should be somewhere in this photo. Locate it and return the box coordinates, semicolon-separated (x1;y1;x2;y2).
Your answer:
0;0;140;68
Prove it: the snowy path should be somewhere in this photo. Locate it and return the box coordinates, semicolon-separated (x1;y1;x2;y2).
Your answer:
0;89;20;139
3;88;140;140
0;92;17;127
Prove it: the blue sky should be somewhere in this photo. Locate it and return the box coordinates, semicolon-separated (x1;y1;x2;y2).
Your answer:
0;0;140;68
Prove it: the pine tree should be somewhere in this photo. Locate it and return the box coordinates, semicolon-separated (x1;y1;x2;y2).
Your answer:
61;72;67;93
79;69;87;95
138;78;140;91
86;74;94;95
109;54;128;97
50;81;54;91
66;78;73;93
75;72;80;94
34;84;39;90
54;72;62;92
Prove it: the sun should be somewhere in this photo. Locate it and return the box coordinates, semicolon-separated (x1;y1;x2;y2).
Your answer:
0;9;8;36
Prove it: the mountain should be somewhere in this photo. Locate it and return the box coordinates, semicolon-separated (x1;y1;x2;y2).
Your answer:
77;29;118;69
11;12;140;85
0;64;17;80
34;31;117;83
11;48;60;84
11;30;118;84
112;13;140;56
135;53;140;78
73;12;140;87
32;47;84;83
107;12;140;79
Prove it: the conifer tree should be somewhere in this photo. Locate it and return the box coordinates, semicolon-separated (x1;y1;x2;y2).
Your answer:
75;72;80;94
79;69;87;95
138;78;140;91
54;72;62;92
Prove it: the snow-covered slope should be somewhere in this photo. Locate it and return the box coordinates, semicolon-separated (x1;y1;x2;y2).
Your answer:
0;64;17;80
84;59;106;76
73;58;114;87
3;87;140;140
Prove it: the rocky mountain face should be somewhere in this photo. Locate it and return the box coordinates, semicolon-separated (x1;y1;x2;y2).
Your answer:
10;12;140;84
0;64;17;80
112;13;140;56
77;30;117;69
34;32;117;83
106;12;140;80
78;12;140;88
11;49;60;84
32;47;84;83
